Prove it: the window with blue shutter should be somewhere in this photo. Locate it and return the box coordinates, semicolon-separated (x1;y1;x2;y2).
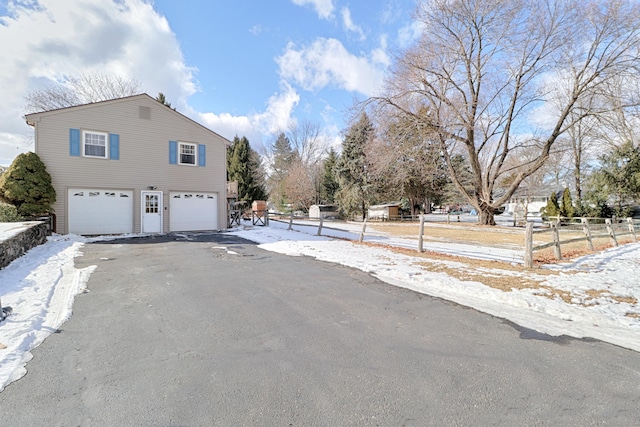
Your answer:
169;140;177;164
198;144;206;167
69;128;81;156
109;134;120;160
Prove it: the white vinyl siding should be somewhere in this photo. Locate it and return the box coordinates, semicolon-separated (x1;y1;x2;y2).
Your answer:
28;94;229;234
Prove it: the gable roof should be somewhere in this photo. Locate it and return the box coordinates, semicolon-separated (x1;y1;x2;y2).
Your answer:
24;93;231;145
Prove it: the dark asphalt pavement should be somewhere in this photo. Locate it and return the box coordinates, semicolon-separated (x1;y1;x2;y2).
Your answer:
2;231;640;426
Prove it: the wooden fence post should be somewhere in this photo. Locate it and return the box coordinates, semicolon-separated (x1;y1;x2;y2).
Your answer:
359;218;367;243
288;211;294;231
317;216;323;236
606;218;618;246
418;215;425;253
552;221;562;260
581;217;594;251
628;217;637;242
524;222;534;268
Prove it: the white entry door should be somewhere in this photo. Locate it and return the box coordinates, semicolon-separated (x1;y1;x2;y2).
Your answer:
141;191;163;233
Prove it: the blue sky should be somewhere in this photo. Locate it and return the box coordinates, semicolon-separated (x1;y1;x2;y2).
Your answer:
0;0;421;165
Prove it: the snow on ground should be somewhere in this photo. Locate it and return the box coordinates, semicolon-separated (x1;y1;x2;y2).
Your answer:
1;218;640;392
0;234;93;392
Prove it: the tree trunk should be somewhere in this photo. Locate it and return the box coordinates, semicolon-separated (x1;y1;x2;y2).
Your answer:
424;197;432;214
478;206;496;226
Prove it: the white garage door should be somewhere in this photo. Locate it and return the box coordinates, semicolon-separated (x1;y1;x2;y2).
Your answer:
170;192;218;232
68;188;133;235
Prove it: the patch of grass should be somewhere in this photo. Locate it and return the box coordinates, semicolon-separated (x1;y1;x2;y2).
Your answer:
355;240;638;308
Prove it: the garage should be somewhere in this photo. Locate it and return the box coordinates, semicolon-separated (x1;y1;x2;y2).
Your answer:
169;192;218;232
67;188;133;235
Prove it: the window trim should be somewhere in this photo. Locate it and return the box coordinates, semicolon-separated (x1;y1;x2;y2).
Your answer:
178;142;197;166
82;130;109;159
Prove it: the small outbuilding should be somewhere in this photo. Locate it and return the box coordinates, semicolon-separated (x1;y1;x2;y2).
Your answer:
368;203;401;220
309;204;339;219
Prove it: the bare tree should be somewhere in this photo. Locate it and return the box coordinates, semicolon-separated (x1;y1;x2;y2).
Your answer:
25;71;141;112
288;119;325;165
369;111;448;215
593;75;640;149
282;157;317;210
375;0;640;225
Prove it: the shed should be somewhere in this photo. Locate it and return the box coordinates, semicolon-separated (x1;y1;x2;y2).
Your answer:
309;204;339;219
368;203;401;220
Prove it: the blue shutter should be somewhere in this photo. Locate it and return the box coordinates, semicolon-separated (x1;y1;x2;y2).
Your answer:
69;128;81;156
198;144;206;167
169;141;177;164
109;134;120;160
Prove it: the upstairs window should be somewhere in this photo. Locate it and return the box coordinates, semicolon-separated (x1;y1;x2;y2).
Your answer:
83;131;108;158
179;142;196;165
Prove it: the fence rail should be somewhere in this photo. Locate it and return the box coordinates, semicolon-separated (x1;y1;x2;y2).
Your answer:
523;217;638;268
264;214;639;267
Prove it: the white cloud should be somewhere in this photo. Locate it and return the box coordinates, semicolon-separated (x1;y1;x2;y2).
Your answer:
197;83;300;153
249;24;264;35
291;0;334;20
0;0;198;165
341;7;365;41
276;38;388;97
397;19;425;49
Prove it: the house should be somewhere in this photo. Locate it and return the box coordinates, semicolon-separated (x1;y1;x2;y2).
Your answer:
368;203;401;220
309;204;339;219
25;94;230;235
505;186;564;217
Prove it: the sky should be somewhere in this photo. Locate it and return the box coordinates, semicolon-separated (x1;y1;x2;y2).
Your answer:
0;0;423;165
2;218;640;392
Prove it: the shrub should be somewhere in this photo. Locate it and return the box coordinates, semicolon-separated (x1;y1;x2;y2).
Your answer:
560;188;575;218
0;203;22;222
541;192;560;219
0;152;56;216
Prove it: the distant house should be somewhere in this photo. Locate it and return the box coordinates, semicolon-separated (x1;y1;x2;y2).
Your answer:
505;186;563;217
368;203;401;220
25;94;230;235
309;204;339;219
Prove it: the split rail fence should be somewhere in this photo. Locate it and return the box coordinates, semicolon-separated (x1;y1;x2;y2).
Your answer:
271;214;639;268
523;217;638;268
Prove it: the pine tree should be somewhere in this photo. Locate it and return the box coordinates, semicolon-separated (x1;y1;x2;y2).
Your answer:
155;92;175;110
0;152;56;216
542;192;560;219
321;148;339;204
227;136;267;203
589;141;640;216
335;113;374;220
560;188;574;218
268;132;296;210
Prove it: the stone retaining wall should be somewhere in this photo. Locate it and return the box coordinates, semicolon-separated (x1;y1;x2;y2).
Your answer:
0;222;48;269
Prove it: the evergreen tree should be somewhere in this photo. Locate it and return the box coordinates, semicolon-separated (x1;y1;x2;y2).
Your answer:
560;188;574;218
335;113;374;220
155;92;176;110
268;132;296;210
320;148;339;204
227;136;267;203
0;152;56;216
542;192;560;219
588;141;640;216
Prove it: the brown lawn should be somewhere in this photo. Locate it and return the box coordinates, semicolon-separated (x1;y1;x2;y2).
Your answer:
367;221;635;265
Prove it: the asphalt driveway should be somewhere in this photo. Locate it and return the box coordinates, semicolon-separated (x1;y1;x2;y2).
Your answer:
2;232;640;426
